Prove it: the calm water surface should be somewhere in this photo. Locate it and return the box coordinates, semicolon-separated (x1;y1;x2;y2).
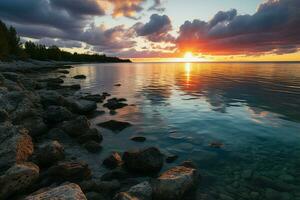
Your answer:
67;63;300;199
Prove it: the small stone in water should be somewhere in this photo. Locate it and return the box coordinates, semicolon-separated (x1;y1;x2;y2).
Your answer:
130;136;146;142
166;155;178;163
209;141;224;148
97;120;132;132
73;75;86;79
114;83;121;86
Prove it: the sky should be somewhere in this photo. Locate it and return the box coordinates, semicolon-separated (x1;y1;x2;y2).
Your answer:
0;0;300;62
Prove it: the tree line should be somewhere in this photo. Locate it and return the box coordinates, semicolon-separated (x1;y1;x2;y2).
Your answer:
0;20;130;63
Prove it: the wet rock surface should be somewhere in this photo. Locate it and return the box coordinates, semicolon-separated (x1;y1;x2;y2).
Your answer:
25;183;87;200
48;161;91;182
44;105;73;124
0;63;205;200
152;164;199;200
34;140;65;167
0;162;39;199
123;147;164;174
0;125;33;171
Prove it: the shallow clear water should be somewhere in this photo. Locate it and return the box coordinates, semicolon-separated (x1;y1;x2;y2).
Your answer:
67;62;300;199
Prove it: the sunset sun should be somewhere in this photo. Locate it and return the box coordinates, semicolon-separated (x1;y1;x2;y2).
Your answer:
184;52;194;60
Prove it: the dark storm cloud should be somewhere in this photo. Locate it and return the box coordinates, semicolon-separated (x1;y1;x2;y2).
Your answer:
177;0;300;55
0;0;139;51
134;14;174;42
0;0;87;33
50;0;105;16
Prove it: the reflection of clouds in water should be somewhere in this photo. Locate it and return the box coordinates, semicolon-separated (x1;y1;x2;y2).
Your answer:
140;84;172;106
174;63;300;122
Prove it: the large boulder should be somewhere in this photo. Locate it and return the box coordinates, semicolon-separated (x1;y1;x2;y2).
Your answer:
48;161;91;182
114;181;152;200
19;116;48;137
152;165;199;200
38;90;66;107
65;98;97;114
77;128;103;144
0;162;39;199
44;105;73;124
35;140;65;167
0;124;33;171
61;116;90;137
122;147;164;174
25;183;87;200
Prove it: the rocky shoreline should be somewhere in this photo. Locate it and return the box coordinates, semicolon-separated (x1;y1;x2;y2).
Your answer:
0;62;200;200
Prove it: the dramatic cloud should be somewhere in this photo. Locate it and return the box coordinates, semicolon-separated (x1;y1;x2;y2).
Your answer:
108;0;145;19
134;14;175;42
108;0;166;19
0;0;85;33
80;24;136;52
177;0;300;55
50;0;105;16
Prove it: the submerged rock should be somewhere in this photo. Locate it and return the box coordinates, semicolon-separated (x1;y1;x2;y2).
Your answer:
0;162;39;199
209;141;224;148
123;147;164;174
97;120;132;132
35;140;65;167
25;183;87;200
87;110;105;118
103;152;123;169
180;161;198;169
166;155;178;163
152;165;199;200
130;136;146;142
83;141;102;153
73;75;87;79
48;161;91;182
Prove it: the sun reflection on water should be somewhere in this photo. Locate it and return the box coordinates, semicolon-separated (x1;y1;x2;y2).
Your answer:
185;63;192;87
